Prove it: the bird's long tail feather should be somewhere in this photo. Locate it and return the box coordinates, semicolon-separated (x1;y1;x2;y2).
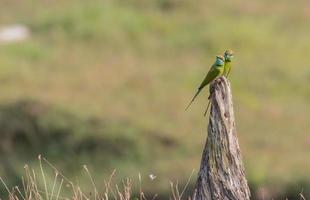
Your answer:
185;89;201;110
203;100;211;117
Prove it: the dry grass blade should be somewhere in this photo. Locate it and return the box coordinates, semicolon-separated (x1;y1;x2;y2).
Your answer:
299;192;306;200
15;186;26;200
39;155;49;200
137;173;147;200
179;169;195;199
0;176;14;198
50;172;59;200
104;169;117;200
175;181;180;199
56;178;64;200
42;156;78;198
83;165;98;200
170;182;177;200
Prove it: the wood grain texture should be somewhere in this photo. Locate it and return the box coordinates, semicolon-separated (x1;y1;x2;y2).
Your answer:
193;76;250;200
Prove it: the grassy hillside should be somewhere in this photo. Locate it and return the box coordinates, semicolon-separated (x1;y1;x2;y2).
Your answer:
0;0;309;199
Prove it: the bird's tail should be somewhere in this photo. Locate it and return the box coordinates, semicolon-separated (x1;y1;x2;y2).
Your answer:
203;100;211;117
185;89;201;111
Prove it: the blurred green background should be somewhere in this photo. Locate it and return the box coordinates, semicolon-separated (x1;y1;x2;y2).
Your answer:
0;0;309;199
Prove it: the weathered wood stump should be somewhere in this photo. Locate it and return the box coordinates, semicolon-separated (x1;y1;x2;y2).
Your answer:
193;76;250;200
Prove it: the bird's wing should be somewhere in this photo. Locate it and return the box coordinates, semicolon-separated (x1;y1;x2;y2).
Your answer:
198;65;221;90
185;65;221;110
224;61;231;77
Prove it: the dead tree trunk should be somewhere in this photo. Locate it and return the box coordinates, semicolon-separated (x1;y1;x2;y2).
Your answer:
193;76;251;200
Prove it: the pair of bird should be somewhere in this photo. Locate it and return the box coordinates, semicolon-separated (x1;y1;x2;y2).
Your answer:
185;49;234;115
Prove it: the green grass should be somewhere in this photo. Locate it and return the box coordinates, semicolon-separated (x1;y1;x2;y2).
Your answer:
0;0;309;199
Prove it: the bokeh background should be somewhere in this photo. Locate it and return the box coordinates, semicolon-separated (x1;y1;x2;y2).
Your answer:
0;0;309;199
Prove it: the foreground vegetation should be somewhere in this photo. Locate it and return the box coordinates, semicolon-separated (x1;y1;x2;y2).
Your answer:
0;157;308;200
0;0;309;199
1;156;195;200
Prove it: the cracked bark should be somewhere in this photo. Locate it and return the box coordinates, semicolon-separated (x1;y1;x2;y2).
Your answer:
193;76;251;200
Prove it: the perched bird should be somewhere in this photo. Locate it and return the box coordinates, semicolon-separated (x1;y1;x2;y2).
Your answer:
202;50;234;116
223;49;234;77
185;55;225;111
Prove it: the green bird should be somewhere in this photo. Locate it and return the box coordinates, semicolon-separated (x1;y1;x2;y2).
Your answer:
223;49;234;77
202;50;234;116
185;55;225;111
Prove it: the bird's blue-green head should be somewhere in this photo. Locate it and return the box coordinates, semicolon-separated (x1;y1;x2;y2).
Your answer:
215;55;225;66
224;49;234;62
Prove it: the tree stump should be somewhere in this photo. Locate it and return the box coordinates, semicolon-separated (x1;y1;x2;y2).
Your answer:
193;76;251;200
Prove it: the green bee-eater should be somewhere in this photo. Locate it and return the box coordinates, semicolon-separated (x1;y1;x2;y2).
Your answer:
223;49;234;77
185;55;225;110
202;50;234;116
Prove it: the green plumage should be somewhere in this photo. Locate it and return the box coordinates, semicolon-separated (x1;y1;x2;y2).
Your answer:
223;60;231;77
185;56;224;110
223;49;234;77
